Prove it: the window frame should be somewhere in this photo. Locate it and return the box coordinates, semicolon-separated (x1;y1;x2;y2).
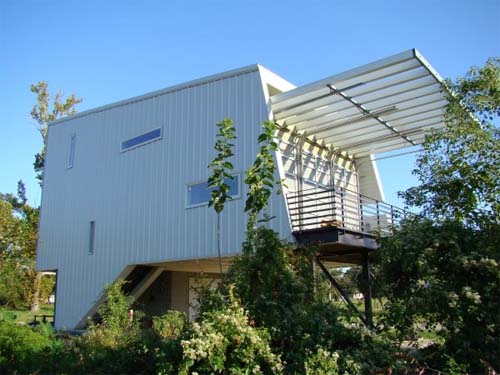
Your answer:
120;127;163;153
185;173;241;209
88;220;96;255
67;133;76;169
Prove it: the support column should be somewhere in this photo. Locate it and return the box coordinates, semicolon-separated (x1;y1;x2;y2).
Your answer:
316;257;367;325
295;136;305;230
362;252;373;326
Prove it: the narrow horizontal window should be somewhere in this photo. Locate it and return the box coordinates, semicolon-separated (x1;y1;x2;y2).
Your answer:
121;127;162;152
186;175;240;208
68;133;76;169
89;221;95;255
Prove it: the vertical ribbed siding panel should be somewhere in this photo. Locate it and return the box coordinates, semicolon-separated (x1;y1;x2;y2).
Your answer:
37;68;296;328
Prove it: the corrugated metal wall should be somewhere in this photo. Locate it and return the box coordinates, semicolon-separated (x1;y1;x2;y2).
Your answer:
37;67;291;328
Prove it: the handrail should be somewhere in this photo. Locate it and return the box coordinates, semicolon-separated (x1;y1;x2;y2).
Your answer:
286;186;406;235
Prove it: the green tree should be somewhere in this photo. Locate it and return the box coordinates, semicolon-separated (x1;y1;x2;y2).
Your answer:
401;58;500;225
0;185;48;309
30;81;82;185
244;120;282;242
377;59;500;373
208;118;237;277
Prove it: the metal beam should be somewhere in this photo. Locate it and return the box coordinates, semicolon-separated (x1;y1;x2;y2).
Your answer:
271;49;416;109
361;253;373;326
315;257;368;325
327;84;417;146
274;67;430;120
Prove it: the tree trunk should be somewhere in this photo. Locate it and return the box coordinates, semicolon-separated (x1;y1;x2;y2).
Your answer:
217;213;223;279
30;272;42;312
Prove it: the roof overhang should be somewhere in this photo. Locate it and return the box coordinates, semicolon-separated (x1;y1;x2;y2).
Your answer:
270;49;449;158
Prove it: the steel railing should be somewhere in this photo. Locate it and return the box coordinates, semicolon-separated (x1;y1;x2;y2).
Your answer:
286;186;406;235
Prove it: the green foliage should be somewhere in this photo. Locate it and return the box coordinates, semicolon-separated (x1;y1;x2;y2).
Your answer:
379;58;500;373
152;310;187;340
0;304;54;325
208;118;237;276
178;289;283;375
70;279;155;374
0;320;63;374
96;279;144;335
151;311;186;374
0;183;54;312
30;81;82;184
0;311;16;322
0;192;52;309
244;121;282;234
0;255;31;308
208;118;237;214
192;282;227;320
304;347;339;375
376;218;500;373
401;58;500;224
225;227;404;374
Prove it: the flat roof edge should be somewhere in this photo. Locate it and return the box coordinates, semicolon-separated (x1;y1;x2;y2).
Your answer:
49;64;261;126
412;48;446;84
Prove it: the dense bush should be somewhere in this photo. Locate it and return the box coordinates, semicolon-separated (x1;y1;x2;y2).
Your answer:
177;289;283;375
376;218;500;373
304;347;340;375
0;320;63;374
225;226;406;374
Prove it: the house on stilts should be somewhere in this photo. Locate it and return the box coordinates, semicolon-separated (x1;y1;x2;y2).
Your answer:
36;49;450;329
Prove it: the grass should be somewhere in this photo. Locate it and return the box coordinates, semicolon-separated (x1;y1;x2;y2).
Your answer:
0;304;54;324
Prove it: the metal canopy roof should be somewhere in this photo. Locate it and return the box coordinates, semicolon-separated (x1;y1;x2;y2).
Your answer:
270;49;449;158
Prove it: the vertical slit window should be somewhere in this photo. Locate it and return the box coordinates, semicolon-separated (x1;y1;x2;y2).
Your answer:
89;221;95;255
68;133;76;168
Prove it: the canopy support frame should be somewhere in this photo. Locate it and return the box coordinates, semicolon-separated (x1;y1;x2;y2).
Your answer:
325;84;416;147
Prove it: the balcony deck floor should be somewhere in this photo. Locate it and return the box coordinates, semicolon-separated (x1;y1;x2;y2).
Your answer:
293;226;378;265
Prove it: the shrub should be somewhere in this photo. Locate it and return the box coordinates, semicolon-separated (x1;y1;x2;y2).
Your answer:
152;310;187;340
152;311;186;374
178;289;283;375
304;347;339;375
376;218;500;373
0;320;62;374
69;279;155;374
0;256;32;308
226;227;357;373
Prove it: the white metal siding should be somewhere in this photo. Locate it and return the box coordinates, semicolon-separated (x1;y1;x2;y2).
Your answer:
37;69;291;328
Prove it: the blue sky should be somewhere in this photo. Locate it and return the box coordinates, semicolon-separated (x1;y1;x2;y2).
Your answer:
1;0;499;207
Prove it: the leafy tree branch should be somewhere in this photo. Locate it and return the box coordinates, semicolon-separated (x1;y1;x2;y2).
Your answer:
208;118;237;277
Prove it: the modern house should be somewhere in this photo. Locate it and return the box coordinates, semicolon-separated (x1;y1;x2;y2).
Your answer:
37;49;449;329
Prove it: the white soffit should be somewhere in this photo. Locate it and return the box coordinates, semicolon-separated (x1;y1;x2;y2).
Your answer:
270;49;448;158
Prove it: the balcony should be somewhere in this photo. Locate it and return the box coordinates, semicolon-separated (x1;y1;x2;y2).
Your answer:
286;187;406;258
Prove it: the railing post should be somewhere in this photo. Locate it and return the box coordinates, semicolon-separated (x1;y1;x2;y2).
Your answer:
359;196;364;233
331;187;336;225
341;187;345;227
297;193;302;232
390;205;394;227
376;200;380;228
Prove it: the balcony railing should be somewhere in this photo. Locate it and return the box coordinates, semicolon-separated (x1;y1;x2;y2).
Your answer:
286;187;406;235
